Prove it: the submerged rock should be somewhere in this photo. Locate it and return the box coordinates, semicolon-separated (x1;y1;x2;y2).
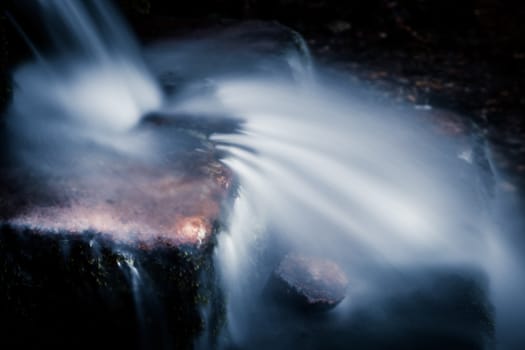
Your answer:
267;253;349;311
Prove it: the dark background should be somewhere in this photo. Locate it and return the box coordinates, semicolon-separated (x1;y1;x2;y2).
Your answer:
1;0;524;185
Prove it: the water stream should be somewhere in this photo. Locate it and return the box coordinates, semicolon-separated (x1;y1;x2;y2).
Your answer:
4;1;525;349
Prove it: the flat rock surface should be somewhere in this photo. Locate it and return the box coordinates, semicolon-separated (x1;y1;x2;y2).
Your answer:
0;121;234;248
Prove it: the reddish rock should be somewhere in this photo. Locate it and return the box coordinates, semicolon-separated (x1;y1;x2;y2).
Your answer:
0;120;236;348
0;124;235;249
268;253;349;310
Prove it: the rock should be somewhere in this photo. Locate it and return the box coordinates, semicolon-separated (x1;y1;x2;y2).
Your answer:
0;119;235;249
267;253;349;311
327;20;352;34
142;112;243;139
0;118;235;349
146;21;312;88
259;267;494;349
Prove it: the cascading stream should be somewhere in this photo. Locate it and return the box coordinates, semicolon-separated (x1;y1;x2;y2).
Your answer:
4;1;524;349
205;78;507;348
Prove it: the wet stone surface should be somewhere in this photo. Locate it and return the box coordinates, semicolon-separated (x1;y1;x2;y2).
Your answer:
267;253;349;311
0;119;235;248
0;117;236;349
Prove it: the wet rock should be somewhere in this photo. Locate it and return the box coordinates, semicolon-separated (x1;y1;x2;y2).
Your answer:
0;120;234;349
142;112;243;138
146;21;312;88
0;120;235;249
267;253;349;311
258;267;494;350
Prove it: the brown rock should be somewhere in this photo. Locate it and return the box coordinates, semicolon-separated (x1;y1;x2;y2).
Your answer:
0;114;238;249
0;119;235;348
268;253;349;310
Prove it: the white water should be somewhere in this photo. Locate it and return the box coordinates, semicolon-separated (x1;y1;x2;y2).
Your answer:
5;1;525;349
203;78;502;348
10;0;161;134
159;28;524;349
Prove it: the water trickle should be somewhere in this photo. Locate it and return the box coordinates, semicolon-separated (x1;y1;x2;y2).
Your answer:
118;251;145;319
117;250;164;350
287;29;315;84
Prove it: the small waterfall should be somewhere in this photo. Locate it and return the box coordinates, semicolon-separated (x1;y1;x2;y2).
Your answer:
4;1;524;348
123;255;142;308
9;0;162;136
117;252;146;325
207;79;500;348
36;0;141;61
287;30;315;84
117;251;170;350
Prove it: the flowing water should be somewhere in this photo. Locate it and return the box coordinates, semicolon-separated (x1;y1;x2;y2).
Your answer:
4;1;525;349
